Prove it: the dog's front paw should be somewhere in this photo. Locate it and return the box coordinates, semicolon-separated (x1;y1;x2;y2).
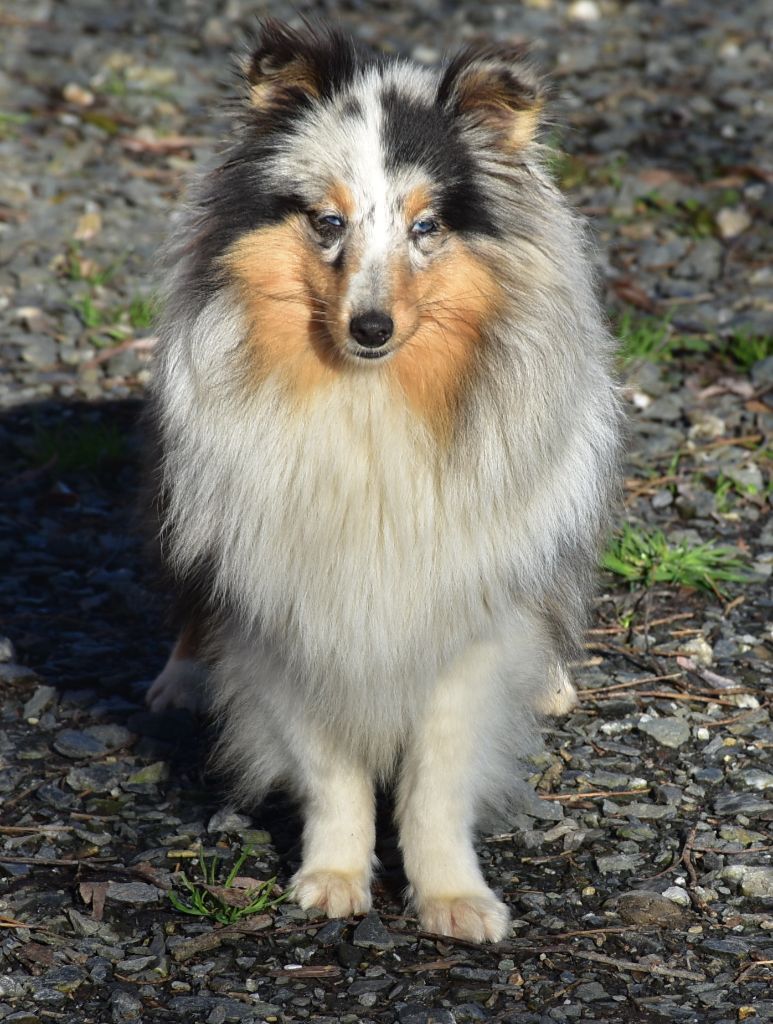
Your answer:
416;891;510;943
292;869;372;919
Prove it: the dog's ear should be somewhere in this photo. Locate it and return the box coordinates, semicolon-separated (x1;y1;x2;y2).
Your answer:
244;19;358;113
438;45;549;149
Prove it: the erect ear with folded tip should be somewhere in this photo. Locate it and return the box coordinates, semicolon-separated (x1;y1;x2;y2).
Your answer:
244;18;357;114
437;45;549;150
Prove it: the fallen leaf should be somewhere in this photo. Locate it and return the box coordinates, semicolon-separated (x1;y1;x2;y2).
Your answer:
269;965;342;978
73;210;102;241
79;881;108;921
612;279;656;312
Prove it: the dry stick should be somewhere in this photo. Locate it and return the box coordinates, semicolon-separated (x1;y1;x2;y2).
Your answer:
0;855;116;867
0;916;55;933
580;673;682;695
736;959;773;985
172;914;273;962
567;949;706;983
647;612;696;628
706;709;761;728
399;958;463;974
624;474;684;490
0;826;74;835
691;433;762;451
699;845;773;855
587;690;745;708
539;787;650;802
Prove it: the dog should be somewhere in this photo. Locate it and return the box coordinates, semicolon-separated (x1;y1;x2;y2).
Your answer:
144;20;621;943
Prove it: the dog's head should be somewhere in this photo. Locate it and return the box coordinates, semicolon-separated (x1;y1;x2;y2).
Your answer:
176;21;555;428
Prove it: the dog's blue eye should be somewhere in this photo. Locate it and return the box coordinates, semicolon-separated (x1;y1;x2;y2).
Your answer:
317;214;344;230
411;218;438;236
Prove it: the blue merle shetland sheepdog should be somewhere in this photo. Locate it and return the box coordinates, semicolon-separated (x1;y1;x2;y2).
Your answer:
145;20;621;942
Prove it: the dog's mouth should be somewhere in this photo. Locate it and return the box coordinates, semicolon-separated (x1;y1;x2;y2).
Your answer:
345;342;396;363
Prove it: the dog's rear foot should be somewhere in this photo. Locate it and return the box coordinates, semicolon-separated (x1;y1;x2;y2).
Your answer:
537;662;578;716
146;658;207;713
291;869;372;919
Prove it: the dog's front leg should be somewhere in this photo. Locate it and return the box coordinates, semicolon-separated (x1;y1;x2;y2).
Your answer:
291;732;376;920
396;642;510;943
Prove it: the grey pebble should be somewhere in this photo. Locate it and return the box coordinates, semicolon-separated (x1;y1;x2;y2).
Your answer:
595;853;641;873
106;881;161;904
53;729;107;759
714;792;773;816
0;663;39;684
0;637;16;662
575;981;609;1001
701;937;750;959
110;989;143;1022
22;685;58;719
638;716;691;748
85;723;134;750
353;912;394;949
723;865;773;897
207;807;252;833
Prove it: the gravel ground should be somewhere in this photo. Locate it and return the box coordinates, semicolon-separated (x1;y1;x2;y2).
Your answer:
1;1;772;1022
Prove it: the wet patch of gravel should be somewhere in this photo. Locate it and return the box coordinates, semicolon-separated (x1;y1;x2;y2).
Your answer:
1;1;771;1021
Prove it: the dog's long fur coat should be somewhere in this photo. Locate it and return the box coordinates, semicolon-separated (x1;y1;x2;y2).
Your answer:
146;21;621;941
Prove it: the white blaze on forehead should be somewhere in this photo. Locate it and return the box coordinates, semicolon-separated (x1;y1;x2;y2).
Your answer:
345;86;392;311
265;65;437;313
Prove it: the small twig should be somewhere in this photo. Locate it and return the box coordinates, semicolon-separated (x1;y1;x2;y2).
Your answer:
697;845;773;855
0;826;73;836
541;926;642;940
171;914;273;962
580;673;682;695
269;965;342;979
690;433;762;452
735;958;773;984
566;949;705;982
724;594;745;615
705;709;760;728
0;855;117;867
520;851;576;865
588;689;743;708
539;787;650;802
398;958;463;974
0;916;54;933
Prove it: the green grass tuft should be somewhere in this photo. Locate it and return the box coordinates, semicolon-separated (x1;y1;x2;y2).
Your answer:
603;524;750;595
128;293;157;330
724;330;772;371
616;311;672;364
168;847;287;925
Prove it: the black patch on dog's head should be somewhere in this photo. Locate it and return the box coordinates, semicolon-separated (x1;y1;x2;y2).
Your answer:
245;19;368;133
180;143;305;305
380;88;498;238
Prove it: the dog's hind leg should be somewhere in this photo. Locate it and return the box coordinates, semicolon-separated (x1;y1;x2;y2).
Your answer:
395;641;511;943
146;623;208;713
536;660;578;716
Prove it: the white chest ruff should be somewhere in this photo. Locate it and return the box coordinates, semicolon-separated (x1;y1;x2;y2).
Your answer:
162;373;510;695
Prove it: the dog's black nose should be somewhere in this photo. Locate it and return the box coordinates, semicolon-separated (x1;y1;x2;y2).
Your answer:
349;311;394;348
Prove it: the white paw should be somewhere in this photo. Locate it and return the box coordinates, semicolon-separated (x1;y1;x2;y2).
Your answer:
291;869;372;919
145;658;208;714
537;663;578;716
416;891;510;943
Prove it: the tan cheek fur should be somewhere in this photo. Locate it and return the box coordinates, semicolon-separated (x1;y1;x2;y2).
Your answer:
224;220;341;397
225;221;499;439
389;240;501;440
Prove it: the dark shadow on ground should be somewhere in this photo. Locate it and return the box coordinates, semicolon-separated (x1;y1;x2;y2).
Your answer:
0;395;414;890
